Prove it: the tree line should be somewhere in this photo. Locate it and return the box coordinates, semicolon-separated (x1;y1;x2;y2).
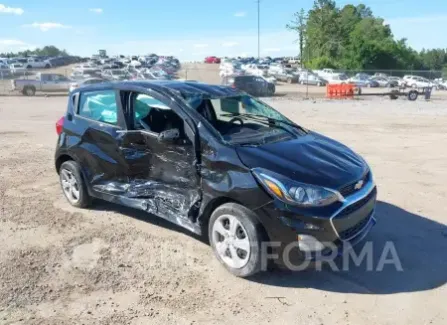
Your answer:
0;46;68;58
287;0;447;73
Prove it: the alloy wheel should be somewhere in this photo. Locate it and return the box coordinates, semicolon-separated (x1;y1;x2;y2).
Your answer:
212;214;251;269
60;169;80;204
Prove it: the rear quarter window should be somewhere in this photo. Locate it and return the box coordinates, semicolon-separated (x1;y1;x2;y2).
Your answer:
78;90;118;125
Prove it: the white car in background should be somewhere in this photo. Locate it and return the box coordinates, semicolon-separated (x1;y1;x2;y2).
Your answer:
244;64;268;77
403;75;432;88
219;62;244;77
10;63;26;74
129;60;142;67
25;58;50;69
72;64;101;75
325;73;349;85
315;68;336;80
268;63;284;75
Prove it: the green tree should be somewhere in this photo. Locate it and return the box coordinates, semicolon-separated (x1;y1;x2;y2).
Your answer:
286;8;307;67
287;1;442;71
0;45;69;58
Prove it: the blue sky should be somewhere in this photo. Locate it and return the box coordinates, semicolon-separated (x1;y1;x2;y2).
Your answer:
0;0;446;60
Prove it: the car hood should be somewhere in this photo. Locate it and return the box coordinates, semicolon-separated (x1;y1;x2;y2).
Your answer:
236;132;368;189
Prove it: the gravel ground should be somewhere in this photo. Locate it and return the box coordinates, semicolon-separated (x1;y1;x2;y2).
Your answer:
0;96;446;325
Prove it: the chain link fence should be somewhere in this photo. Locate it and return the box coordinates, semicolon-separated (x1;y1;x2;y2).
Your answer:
1;65;446;100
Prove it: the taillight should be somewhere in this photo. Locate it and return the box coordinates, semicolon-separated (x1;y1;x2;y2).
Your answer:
56;116;64;135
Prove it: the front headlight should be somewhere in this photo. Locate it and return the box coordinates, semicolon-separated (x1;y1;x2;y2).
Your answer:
252;168;342;207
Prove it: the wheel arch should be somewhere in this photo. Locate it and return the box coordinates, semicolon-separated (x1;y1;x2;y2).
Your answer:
55;153;75;174
199;196;270;243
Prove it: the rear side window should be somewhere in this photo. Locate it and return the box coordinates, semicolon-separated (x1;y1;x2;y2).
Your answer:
78;90;118;125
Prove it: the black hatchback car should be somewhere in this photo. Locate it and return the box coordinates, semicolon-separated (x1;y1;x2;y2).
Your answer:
55;81;377;277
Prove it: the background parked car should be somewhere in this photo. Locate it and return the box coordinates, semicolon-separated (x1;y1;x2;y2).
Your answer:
69;78;106;92
270;68;299;84
25;58;50;69
204;56;221;64
388;76;406;87
10;63;26;74
348;74;379;87
324;73;349;85
403;75;432;88
299;71;327;86
223;75;275;96
12;73;72;95
101;69;130;81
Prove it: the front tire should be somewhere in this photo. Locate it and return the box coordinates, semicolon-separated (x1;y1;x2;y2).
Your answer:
59;161;91;208
209;203;266;277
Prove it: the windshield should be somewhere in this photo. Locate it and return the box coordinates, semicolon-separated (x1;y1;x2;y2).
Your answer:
184;94;306;145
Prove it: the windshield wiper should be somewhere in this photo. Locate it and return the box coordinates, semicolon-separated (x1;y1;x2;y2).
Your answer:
221;112;308;134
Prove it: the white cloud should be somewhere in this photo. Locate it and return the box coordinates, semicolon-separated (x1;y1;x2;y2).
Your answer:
22;22;72;32
0;4;24;15
234;12;246;17
221;42;238;47
0;39;25;46
0;39;37;52
89;8;103;14
194;43;209;48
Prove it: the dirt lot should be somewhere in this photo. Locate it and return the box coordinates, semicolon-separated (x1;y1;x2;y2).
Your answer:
0;96;446;325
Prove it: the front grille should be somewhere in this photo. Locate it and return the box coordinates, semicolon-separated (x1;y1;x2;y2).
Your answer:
338;213;371;240
339;171;370;197
334;187;377;219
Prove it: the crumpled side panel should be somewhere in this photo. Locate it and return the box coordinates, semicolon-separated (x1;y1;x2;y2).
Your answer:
93;179;201;234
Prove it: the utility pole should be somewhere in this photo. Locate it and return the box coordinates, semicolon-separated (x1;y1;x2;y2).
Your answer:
257;0;260;59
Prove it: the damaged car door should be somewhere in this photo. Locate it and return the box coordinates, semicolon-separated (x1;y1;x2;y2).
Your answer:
114;91;201;232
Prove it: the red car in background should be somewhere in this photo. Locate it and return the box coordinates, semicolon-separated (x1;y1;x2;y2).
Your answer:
204;56;221;64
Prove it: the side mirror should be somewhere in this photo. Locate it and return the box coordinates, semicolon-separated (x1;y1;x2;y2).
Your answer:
157;128;179;143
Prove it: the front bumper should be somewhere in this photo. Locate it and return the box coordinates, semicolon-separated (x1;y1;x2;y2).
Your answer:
255;176;377;267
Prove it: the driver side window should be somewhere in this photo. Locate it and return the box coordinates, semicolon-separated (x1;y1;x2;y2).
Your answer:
130;93;185;136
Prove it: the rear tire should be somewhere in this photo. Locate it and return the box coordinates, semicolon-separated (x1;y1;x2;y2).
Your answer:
45;64;51;69
59;161;91;208
209;203;266;277
22;86;36;96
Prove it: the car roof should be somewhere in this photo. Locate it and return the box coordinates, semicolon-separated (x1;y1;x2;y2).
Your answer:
75;80;242;97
